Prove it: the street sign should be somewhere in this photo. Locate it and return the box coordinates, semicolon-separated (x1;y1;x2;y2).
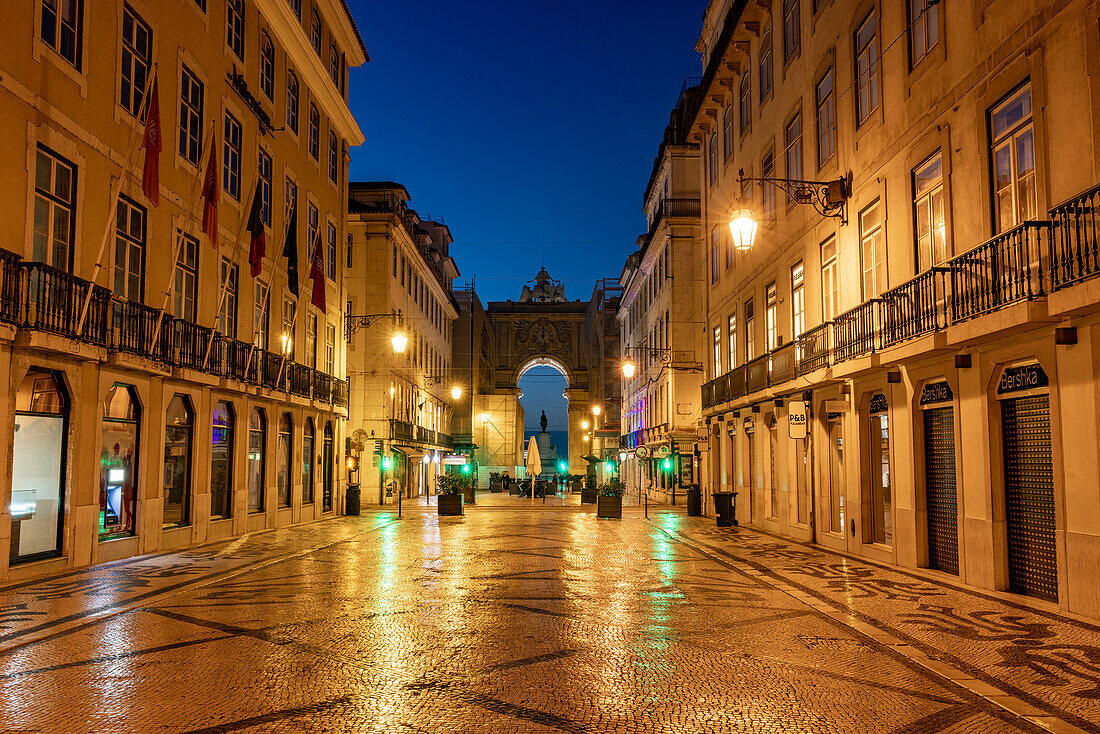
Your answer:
635;446;650;459
788;400;808;439
653;445;671;458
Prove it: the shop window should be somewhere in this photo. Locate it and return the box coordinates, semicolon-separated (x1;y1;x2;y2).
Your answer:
248;408;266;513
302;419;315;504
163;395;193;527
10;370;68;562
867;393;892;545
278;413;292;508
100;384;140;540
322;422;334;511
211;401;234;518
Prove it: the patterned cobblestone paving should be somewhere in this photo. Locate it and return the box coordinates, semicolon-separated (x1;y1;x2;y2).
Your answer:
0;496;1092;732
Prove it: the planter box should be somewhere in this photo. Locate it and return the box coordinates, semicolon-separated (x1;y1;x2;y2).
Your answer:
438;495;464;516
580;489;598;504
596;495;622;519
462;487;476;505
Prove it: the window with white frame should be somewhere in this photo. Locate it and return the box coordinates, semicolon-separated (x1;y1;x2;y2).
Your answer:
286;71;299;134
259;32;274;99
765;283;778;352
711;228;721;282
179;66;204;165
223;113;241;200
855;10;879;125
723;104;734;160
914;152;947;270
909;0;939;67
783;0;800;61
728;313;737;371
816;68;835;167
328;132;338;182
745;299;756;361
326;222;337;280
120;5;151;117
785;112;802;182
791;262;805;339
254;279;269;350
219;258;238;337
708;132;718;183
739;73;751;136
990;83;1036;233
762;149;776;223
713;326;722;378
258;149;272;226
308;105;320;160
226;0;243;59
41;0;83;69
173;232;198;322
114;197;145;301
33;146;76;270
821;237;838;322
759;26;773;101
310;9;322;55
860;199;886;298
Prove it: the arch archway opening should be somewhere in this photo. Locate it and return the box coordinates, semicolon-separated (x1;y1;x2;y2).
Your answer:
517;358;570;477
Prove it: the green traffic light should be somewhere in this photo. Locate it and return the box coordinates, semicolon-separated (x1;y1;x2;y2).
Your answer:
462;464;470;474
382;456;393;470
558;462;567;472
605;461;613;472
662;458;671;471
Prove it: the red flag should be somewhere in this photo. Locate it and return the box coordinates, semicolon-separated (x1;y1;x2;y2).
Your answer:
140;75;161;206
201;139;219;248
309;229;326;313
246;186;265;278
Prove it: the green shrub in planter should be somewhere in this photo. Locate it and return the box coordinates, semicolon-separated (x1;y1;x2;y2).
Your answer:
596;479;623;519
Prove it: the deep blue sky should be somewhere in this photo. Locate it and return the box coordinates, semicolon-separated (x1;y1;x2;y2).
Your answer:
345;0;706;303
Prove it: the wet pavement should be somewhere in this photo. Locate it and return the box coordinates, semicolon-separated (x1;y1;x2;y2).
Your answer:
0;492;1096;733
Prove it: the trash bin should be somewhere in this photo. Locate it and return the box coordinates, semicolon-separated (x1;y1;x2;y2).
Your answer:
686;486;702;516
712;491;738;527
345;484;361;516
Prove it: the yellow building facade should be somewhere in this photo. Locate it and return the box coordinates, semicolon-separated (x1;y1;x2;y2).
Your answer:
692;0;1100;618
0;0;364;577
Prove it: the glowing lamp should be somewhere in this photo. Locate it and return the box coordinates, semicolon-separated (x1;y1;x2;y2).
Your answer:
450;386;462;400
390;331;408;353
346;455;359;472
461;464;471;474
621;360;636;378
583;435;590;442
479;412;490;423
591;405;601;416
381;455;393;470
729;209;759;252
581;420;590;430
662;458;672;471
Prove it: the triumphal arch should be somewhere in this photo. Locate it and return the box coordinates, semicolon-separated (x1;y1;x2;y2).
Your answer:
473;269;620;478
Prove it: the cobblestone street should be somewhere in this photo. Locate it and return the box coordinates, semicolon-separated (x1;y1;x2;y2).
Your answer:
0;496;1096;733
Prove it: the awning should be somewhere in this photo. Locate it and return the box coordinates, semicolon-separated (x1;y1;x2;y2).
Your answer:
582;455;601;464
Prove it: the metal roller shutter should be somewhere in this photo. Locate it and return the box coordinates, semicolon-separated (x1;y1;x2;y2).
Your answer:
923;407;959;575
1001;395;1058;602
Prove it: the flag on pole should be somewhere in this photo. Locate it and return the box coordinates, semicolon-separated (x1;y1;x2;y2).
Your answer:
309;228;326;313
201;139;219;248
282;199;299;297
247;185;265;278
140;75;161;206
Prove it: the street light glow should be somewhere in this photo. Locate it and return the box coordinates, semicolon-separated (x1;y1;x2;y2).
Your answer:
729;208;759;252
479;412;490;423
382;455;393;470
451;385;462;400
391;330;408;353
581;420;590;430
621;360;636;378
591;405;601;416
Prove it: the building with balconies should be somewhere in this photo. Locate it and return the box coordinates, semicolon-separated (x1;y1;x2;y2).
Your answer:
0;0;364;576
618;80;706;503
345;182;460;504
691;0;1100;619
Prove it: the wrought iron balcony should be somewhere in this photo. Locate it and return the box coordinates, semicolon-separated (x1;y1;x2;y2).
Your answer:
1050;182;1100;291
949;221;1052;323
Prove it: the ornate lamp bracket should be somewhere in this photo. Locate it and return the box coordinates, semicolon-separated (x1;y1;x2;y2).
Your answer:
738;169;852;224
345;310;401;338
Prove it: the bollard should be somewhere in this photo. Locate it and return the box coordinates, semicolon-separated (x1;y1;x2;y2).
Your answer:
398;489;402;519
644;490;648;520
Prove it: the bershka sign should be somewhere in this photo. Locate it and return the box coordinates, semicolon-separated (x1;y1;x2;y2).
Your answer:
997;364;1049;395
788;400;808;439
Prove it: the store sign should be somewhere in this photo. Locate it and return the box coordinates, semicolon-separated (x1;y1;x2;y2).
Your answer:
654;445;671;459
788;400;808;439
635;446;650;459
869;393;889;414
997;364;1049;395
919;381;954;406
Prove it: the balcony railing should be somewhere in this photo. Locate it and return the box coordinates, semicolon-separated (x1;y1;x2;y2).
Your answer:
20;262;111;345
746;353;769;393
111;298;162;359
880;268;947;348
949;221;1051;323
0;249;22;324
289;362;313;398
832;300;879;363
797;322;830;375
1050;183;1100;291
313;372;334;403
390;419;414;442
332;378;348;407
770;342;796;384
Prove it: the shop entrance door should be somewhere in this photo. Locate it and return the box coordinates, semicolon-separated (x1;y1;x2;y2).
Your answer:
745;427;756;523
827;413;844;535
1001;394;1058;601
923;406;959;574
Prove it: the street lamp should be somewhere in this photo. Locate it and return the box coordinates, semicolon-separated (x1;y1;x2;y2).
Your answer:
390;330;408;353
621;360;636;379
592;405;601;417
479;412;490;423
736;168;851;228
450;385;462;400
581;420;589;430
583;435;590;442
728;208;759;252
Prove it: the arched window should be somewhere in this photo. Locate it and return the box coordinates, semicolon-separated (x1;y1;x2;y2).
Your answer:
11;370;68;562
322;422;334;512
277;413;292;508
286;70;299;134
164;395;194;528
101;384;140;540
310;9;322;55
308;104;319;159
211;401;234;518
302;418;315;504
327;132;338;182
259;32;274;99
248;408;267;513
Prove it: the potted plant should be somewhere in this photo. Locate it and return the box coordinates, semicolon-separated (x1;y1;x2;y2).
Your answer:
580;475;598;504
437;476;464;516
461;472;476;505
596;478;624;519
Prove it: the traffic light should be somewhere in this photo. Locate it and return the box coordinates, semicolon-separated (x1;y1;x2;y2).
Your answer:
662;458;672;472
461;464;471;474
381;455;393;470
605;460;614;472
558;461;567;473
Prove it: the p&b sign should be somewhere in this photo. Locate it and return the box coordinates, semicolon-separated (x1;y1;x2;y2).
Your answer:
787;400;808;439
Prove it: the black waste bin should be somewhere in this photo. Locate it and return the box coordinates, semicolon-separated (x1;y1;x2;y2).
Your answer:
712;491;738;527
686;486;702;516
345;484;361;516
